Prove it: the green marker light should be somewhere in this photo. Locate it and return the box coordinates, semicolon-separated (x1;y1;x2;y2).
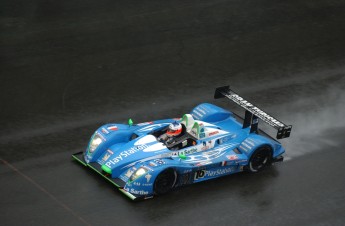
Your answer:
101;165;112;174
178;153;186;160
128;118;133;127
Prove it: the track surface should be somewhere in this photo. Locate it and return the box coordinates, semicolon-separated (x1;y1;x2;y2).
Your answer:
1;0;345;225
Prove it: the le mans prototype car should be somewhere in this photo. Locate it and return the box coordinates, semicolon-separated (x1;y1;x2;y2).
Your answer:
72;86;292;200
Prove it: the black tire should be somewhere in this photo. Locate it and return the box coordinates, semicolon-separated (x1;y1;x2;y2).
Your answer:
247;145;272;173
154;168;177;195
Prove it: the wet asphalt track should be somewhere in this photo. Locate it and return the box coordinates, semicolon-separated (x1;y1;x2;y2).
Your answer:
1;0;345;225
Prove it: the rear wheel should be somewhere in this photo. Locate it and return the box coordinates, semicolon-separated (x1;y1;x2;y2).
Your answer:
154;168;177;195
247;146;272;173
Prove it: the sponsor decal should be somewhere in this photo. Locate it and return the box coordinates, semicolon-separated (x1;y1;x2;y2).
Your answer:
227;155;238;160
132;182;153;187
137;121;154;126
183;169;192;173
225;93;285;127
105;144;149;167
107;126;118;131
130;188;149;195
194;167;235;180
199;127;205;139
172;148;199;157
102;153;111;161
125;169;134;178
154;159;165;165
196;161;212;166
202;142;210;151
97;132;106;141
142;165;153;171
107;149;114;155
101;128;109;134
221;161;227;166
131;181;152;187
209;131;219;136
149;162;157;167
204;167;233;177
184;148;198;155
145;174;152;183
141;183;153;187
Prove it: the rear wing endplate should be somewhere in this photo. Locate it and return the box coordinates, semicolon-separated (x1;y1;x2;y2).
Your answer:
214;86;292;139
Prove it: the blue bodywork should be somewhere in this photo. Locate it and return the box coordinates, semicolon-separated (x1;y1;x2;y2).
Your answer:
72;103;285;200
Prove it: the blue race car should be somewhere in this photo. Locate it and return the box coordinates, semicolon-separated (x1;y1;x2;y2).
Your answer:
72;86;292;200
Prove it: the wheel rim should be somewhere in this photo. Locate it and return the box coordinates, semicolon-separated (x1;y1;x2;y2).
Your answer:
250;149;270;171
155;169;176;194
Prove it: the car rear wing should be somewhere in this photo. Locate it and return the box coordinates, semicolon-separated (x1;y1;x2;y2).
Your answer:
214;86;292;139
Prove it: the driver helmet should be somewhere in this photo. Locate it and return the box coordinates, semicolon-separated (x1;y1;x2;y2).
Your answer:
167;121;182;137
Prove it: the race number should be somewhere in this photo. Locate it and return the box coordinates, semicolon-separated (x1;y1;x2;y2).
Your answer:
194;170;206;180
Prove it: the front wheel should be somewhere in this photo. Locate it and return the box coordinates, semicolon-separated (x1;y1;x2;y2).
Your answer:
154;168;177;195
247;146;272;173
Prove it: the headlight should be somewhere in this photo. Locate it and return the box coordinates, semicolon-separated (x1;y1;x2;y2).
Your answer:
88;133;103;154
130;167;148;181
